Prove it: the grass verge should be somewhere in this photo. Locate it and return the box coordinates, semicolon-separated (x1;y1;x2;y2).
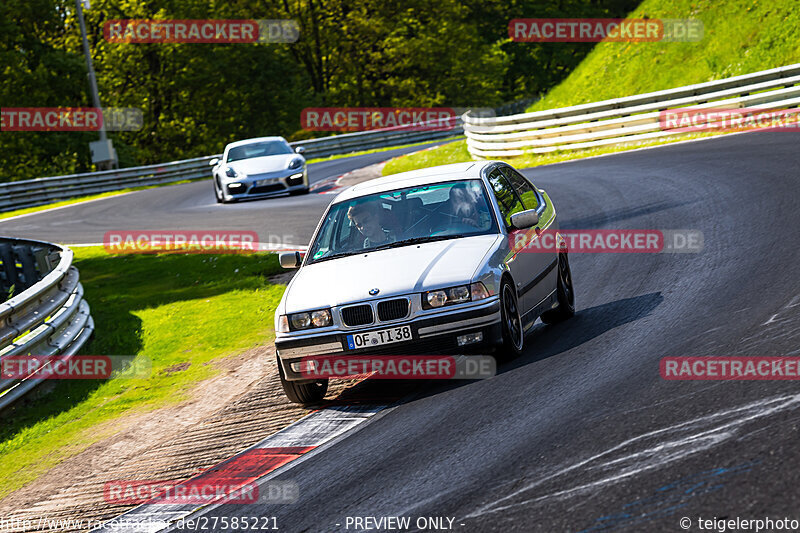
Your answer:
0;248;285;500
305;137;461;165
382;133;720;176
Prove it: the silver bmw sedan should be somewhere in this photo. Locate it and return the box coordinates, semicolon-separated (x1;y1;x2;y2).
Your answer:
274;160;575;403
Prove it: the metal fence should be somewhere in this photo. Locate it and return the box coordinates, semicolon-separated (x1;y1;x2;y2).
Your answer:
464;63;800;158
0;238;94;411
0;122;463;214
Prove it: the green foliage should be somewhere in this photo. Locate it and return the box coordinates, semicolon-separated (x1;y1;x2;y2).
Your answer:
1;0;639;182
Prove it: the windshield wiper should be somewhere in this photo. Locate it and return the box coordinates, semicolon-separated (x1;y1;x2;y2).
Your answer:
368;234;468;252
309;250;363;263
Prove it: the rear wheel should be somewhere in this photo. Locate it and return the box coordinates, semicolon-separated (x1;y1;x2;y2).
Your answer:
541;251;575;324
498;279;524;358
277;355;328;405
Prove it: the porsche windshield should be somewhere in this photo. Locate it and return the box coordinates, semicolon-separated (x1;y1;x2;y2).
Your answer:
308;179;498;264
226;141;294;162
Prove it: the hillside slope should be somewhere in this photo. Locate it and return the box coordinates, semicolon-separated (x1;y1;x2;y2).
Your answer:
528;0;800;111
384;0;800;175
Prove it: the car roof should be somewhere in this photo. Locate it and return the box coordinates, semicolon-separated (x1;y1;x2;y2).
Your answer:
332;161;497;203
225;137;289;150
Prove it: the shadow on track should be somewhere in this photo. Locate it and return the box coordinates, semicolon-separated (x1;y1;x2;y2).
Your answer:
319;292;664;407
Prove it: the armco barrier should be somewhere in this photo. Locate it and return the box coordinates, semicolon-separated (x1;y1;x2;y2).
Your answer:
0;237;94;411
0;121;463;214
464;63;800;158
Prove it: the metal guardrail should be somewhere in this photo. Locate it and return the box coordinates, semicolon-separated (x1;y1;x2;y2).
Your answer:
0;123;463;214
464;63;800;158
0;238;94;411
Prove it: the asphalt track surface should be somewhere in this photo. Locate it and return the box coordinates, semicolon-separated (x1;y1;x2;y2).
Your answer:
8;133;800;531
172;132;800;532
0;141;452;246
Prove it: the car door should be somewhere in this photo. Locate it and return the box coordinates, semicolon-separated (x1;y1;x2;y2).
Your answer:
500;166;559;311
487;167;556;316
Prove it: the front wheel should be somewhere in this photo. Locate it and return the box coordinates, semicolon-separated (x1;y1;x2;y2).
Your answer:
214;178;223;204
277;355;328;405
289;187;309;196
540;251;575;324
498;279;524;358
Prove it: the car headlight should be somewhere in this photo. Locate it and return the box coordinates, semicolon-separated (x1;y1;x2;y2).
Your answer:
288;157;304;170
422;282;491;310
286;308;332;331
225;167;237;178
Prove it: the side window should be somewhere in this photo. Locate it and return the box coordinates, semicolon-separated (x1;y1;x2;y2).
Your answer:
488;169;524;228
501;167;539;211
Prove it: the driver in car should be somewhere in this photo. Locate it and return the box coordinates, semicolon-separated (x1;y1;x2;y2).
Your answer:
347;201;397;248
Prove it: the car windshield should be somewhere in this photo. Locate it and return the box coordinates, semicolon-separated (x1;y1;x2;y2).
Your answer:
307;179;498;264
227;141;293;162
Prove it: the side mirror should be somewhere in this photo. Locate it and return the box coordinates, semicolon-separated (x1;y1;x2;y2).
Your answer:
209;158;219;167
509;209;539;230
294;146;306;155
279;251;304;269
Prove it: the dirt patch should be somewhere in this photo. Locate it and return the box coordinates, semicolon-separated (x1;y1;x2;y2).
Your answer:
0;346;357;532
161;362;191;375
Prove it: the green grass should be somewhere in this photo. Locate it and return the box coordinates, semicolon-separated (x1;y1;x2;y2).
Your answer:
0;179;207;221
382;140;472;176
0;248;286;499
526;0;800;112
305;137;461;164
383;0;800;175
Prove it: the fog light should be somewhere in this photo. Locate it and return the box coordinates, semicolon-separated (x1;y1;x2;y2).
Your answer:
227;182;245;194
457;331;483;346
287;173;304;186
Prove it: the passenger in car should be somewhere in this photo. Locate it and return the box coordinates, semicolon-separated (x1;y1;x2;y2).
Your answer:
347;201;397;248
445;183;489;229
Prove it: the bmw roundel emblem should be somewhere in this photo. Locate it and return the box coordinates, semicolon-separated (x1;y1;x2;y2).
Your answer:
369;288;380;296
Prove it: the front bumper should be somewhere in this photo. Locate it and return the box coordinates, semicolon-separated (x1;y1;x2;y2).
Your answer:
222;168;307;200
276;298;502;381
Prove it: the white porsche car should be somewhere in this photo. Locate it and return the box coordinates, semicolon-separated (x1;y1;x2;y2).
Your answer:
209;136;308;203
274;161;575;404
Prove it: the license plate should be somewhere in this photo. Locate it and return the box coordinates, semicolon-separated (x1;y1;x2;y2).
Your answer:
347;326;412;350
256;179;276;187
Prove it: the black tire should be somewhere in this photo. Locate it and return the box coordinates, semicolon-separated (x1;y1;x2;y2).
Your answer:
277;355;328;405
540;251;575;324
214;178;224;204
498;279;524;358
289;187;310;196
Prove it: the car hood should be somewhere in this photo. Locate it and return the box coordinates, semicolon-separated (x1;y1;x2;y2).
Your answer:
227;154;299;175
284;234;501;312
